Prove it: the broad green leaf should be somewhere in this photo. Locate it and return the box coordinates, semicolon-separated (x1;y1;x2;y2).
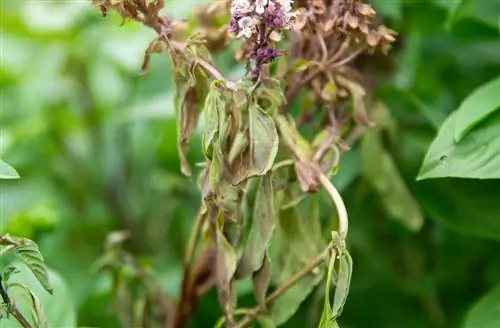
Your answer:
446;0;470;28
454;76;500;142
463;285;500;328
257;315;276;328
418;110;500;180
12;238;53;294
0;159;20;179
3;263;76;327
241;173;276;272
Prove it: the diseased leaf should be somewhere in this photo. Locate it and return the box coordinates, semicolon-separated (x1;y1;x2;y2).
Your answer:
240;173;276;272
11;238;53;294
0;159;20;179
231;104;279;184
269;206;325;325
172;51;210;176
463;285;500;328
252;254;272;310
418;110;500;180
215;211;238;319
454;75;500;142
202;81;226;158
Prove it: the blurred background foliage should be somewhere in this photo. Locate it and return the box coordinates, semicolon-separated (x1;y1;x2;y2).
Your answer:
1;0;500;327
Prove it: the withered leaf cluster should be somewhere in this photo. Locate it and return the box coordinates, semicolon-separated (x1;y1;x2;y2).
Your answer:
89;1;397;327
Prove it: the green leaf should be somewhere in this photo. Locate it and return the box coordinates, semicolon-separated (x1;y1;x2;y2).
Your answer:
332;251;352;318
418;110;500;180
413;178;500;240
7;282;49;328
12;238;53;294
454;75;500;142
362;104;424;231
202;81;227;157
3;263;76;327
318;252;336;328
463;285;500;328
0;159;20;179
240;173;276;272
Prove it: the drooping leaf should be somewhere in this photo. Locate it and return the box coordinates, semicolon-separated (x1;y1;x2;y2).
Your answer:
172;52;209;176
454;75;500;142
215;211;238;318
463;285;500;328
0;159;20;179
240;173;276;273
269;206;325;325
231;104;279;184
318;251;336;328
252;253;272;310
332;251;353;318
202;80;228;158
418;110;500;180
11;238;53;294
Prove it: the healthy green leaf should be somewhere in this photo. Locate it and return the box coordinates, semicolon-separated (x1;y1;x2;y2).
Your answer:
12;238;53;294
3;263;76;328
454;75;500;142
8;282;49;328
463;285;500;328
418;110;500;180
0;159;20;179
332;251;352;318
413;178;500;240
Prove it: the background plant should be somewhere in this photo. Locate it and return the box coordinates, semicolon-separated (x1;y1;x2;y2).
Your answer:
1;0;500;328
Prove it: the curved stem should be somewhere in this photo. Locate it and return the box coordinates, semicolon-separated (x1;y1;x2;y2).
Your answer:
318;173;348;240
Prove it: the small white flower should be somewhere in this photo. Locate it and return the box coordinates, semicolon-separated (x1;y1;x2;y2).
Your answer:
255;0;268;15
231;0;253;14
237;16;257;38
269;30;282;41
277;0;293;13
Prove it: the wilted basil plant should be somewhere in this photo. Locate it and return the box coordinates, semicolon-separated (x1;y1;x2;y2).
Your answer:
90;0;396;327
